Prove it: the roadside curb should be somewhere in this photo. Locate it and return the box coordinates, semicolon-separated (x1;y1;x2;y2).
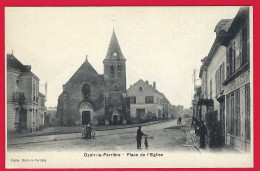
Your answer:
187;129;200;153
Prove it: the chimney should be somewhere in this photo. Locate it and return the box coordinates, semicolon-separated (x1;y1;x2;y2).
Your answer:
153;81;156;89
24;65;31;72
146;80;149;84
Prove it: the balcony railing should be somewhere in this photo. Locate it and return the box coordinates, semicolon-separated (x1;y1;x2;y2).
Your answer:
13;91;25;103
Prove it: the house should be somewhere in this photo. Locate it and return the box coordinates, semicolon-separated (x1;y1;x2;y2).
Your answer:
198;7;250;151
127;80;164;123
46;107;58;126
221;7;250;151
6;53;43;132
37;92;46;130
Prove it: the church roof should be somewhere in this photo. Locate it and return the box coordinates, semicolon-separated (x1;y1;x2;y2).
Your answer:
65;57;102;85
105;30;125;60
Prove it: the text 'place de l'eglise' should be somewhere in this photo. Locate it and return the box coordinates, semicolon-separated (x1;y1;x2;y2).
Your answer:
6;7;251;153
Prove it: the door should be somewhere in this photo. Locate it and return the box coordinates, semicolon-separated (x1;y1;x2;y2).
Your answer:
19;108;27;130
136;109;145;123
220;101;225;144
113;115;118;125
82;111;90;125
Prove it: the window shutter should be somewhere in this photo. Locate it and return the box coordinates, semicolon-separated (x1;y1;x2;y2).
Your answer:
226;48;230;78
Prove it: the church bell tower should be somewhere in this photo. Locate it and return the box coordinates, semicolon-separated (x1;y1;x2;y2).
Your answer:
103;30;127;125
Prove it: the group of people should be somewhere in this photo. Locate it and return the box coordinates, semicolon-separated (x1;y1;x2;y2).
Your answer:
191;117;207;148
82;123;96;139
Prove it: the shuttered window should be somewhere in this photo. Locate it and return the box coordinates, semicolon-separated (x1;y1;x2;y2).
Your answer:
226;48;230;78
245;84;250;140
235;89;240;137
226;94;231;133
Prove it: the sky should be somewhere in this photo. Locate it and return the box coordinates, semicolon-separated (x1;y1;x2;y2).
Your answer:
5;6;241;108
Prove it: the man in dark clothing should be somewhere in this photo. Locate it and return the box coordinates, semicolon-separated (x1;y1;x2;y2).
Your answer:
137;126;146;149
199;121;207;148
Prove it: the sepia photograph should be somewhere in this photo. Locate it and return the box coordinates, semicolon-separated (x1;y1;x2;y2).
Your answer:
5;6;253;168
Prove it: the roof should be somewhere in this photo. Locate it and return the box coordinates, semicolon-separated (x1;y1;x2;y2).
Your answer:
214;19;233;32
221;6;249;46
65;57;102;85
7;53;31;72
104;30;125;60
127;79;172;105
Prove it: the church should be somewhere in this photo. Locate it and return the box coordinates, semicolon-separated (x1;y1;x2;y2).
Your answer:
57;30;130;126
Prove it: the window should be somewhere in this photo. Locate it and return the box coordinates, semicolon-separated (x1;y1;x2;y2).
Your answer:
82;83;91;98
215;63;225;96
117;64;121;78
227;90;241;137
242;26;249;65
210;79;212;99
226;94;231;133
130;96;136;104
33;83;36;102
139;86;142;92
245;84;250;140
110;65;114;78
226;25;249;79
235;89;240;137
145;96;154;104
113;84;118;91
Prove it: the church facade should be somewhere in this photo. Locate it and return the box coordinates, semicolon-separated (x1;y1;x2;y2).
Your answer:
57;30;130;126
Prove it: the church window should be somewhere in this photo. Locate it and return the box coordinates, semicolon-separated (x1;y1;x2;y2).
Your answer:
117;64;121;71
82;83;91;98
110;65;114;78
113;84;118;91
139;86;142;92
117;64;121;78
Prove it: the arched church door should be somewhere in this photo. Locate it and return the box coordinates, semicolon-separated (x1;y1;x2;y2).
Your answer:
79;102;93;125
112;111;120;125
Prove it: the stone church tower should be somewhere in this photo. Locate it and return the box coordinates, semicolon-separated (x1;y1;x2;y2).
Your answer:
103;30;128;125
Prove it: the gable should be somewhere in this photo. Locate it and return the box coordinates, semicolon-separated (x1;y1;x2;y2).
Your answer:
65;61;103;87
127;80;160;96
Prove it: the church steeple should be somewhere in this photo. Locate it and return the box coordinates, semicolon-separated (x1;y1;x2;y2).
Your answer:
105;30;125;60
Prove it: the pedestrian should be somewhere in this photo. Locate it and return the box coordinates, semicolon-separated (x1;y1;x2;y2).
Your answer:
136;126;146;149
199;121;207;148
82;126;86;138
144;135;149;149
91;129;96;139
177;116;182;126
194;118;200;135
191;116;195;128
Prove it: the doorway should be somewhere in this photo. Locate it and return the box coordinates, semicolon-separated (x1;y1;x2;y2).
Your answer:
113;115;118;125
82;111;91;125
19;108;27;130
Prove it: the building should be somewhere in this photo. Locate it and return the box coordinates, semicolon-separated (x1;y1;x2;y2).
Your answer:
57;30;129;126
221;7;250;151
192;85;201;120
37;92;46;130
127;80;164;123
46;107;58;126
6;53;43;132
197;7;250;151
162;94;172;119
103;30;128;125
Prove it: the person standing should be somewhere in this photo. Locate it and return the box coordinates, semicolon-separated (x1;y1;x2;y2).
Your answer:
199;121;207;148
137;126;146;149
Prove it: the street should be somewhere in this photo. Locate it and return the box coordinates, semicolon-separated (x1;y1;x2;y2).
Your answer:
8;119;197;152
